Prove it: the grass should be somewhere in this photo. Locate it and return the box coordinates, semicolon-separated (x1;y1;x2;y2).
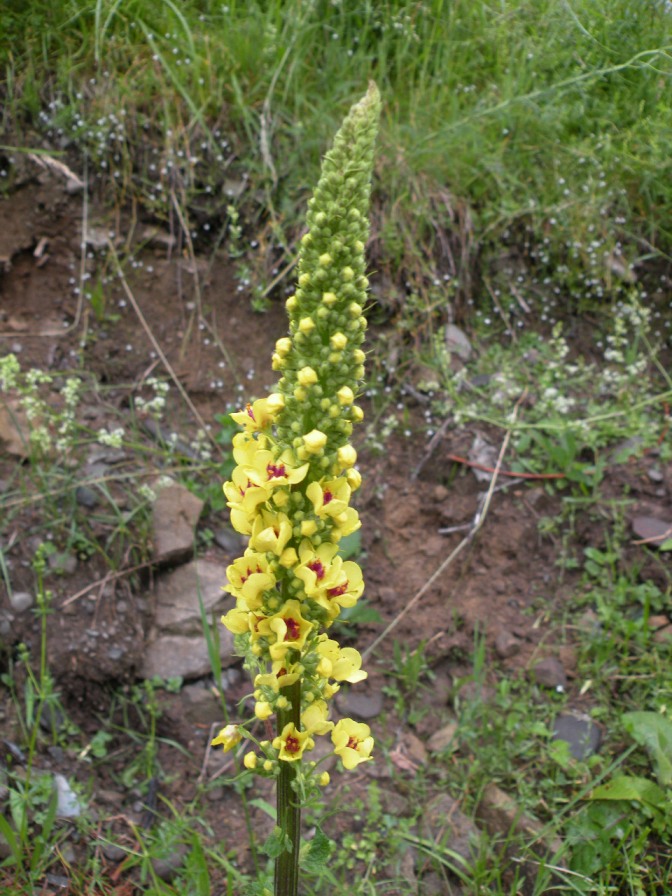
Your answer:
2;1;672;321
2;1;672;894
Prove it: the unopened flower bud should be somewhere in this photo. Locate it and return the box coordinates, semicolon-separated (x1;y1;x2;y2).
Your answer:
337;386;354;405
303;429;327;454
298;366;318;386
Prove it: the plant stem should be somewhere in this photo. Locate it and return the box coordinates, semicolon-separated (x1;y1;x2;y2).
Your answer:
275;679;301;896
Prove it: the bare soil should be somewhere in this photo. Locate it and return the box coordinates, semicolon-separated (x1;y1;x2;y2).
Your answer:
0;165;670;894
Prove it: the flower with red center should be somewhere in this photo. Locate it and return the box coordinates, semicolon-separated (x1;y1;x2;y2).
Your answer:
273;723;314;762
257;599;315;661
294;541;341;597
223;466;270;534
332;718;374;769
306;478;351;520
230;395;284;432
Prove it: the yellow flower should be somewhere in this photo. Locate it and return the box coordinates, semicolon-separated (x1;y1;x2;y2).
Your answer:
223;467;270;534
255;659;303;692
305;479;351;519
211;724;242;752
250;511;294;556
244;751;258;770
230;395;284;432
332;719;374;769
294;541;341;597
257;599;315;661
220;606;255;635
273;723;314;761
301;700;334;735
224;553;276;610
238;445;309;492
316;638;368;683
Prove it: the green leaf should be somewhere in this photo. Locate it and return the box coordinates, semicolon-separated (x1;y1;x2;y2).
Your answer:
659;538;672;551
261;826;290;859
590;774;667;809
338;529;361;561
300;827;333;875
623;711;672;786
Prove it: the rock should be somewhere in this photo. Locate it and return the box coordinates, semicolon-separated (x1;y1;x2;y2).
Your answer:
141;560;237;680
468;435;498;483
213;528;244;554
403;731;428;766
153;560;228;632
445;323;472;361
631;515;672;547
143;634;235;682
647;468;664;483
476;783;563;857
531;657;567;690
0;402;31;458
421;793;481;864
54;773;83;818
75;485;99;509
181;684;223;725
8;591;33;613
152;483;204;565
426;720;459;753
552;712;602;760
102;843;126;863
649;615;672;644
495;630;521;659
152;843;188;882
335;688;383;720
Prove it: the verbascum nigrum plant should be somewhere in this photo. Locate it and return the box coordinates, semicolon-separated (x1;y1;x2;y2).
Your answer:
211;83;380;895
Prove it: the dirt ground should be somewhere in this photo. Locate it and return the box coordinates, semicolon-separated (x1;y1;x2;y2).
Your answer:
1;164;670;893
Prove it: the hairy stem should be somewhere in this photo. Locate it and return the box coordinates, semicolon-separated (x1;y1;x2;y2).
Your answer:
275;679;301;896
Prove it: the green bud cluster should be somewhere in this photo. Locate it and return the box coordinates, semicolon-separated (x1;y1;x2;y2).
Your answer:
272;82;381;477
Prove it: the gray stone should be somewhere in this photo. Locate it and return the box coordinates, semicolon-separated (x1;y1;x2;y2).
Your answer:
553;712;602;760
152;843;188;882
154;561;229;633
9;591;33;613
214;527;246;554
142;632;236;681
335;688;383;720
152;482;204;565
421;793;481;864
495;630;521;659
75;485;99;508
445;323;472;361
531;657;567;690
102;843;126;863
632;515;672;547
647;468;664;483
181;683;223;725
54;773;83;818
426;720;459;753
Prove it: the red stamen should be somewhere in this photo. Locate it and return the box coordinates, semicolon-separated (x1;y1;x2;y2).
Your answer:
284;618;300;641
308;560;325;580
327;580;348;598
285;735;301;753
246;403;255;420
323;490;333;504
346;736;360;750
266;463;286;479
